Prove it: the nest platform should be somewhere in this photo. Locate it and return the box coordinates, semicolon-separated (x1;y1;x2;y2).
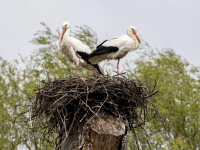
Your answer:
30;75;158;149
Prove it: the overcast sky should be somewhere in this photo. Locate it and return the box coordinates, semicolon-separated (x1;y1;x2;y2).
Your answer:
0;0;200;67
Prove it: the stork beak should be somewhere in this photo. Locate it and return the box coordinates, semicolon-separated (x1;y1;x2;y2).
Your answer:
134;33;141;43
61;28;66;41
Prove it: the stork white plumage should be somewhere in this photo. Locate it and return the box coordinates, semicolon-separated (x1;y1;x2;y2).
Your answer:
87;26;141;76
59;21;103;75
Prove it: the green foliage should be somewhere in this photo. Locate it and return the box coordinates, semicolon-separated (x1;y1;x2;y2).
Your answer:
0;57;23;149
127;46;200;149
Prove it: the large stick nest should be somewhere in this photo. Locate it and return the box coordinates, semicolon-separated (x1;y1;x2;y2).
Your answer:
30;74;158;147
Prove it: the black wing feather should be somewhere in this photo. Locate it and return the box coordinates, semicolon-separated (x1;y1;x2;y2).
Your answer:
76;51;89;60
92;64;103;75
96;40;108;49
87;46;119;60
76;51;103;75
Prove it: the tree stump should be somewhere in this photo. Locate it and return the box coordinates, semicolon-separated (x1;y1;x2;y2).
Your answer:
60;112;127;150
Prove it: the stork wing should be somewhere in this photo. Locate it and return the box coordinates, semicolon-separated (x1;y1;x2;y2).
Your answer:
96;40;108;49
76;51;90;61
70;37;92;54
92;64;103;75
87;46;118;60
76;51;103;75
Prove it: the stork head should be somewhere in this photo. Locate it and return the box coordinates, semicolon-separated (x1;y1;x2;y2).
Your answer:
127;26;140;43
61;21;70;41
62;21;70;29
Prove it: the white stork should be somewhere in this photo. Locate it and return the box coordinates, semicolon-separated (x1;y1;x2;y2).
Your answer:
59;21;103;75
87;26;140;76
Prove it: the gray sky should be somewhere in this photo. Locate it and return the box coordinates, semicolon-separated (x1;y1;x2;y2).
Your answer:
0;0;200;67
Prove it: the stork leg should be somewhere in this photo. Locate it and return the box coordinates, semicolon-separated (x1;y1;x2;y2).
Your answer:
76;65;79;76
75;52;80;76
117;58;120;77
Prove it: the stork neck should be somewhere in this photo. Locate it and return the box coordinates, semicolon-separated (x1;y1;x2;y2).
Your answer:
127;32;139;48
64;28;70;39
131;34;136;39
127;31;134;38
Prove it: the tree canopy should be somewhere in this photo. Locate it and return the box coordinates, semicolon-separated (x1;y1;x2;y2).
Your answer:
127;47;200;149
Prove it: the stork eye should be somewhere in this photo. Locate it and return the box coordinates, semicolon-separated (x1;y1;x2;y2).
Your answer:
132;29;134;32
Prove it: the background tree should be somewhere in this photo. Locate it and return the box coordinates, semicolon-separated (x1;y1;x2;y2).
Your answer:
0;57;23;149
127;45;200;149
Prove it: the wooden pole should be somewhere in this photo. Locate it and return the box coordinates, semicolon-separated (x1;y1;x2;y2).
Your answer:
60;112;127;150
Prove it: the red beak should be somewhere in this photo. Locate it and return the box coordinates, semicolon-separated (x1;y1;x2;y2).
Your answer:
61;28;66;41
134;33;141;43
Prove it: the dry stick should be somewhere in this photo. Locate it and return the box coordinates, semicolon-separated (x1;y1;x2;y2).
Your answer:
57;109;68;140
89;77;102;94
136;111;157;127
114;105;121;120
151;79;157;93
81;100;98;117
148;127;163;136
132;129;140;150
86;81;109;124
144;91;159;98
80;110;89;123
51;92;69;107
127;70;141;83
56;107;81;150
79;75;89;105
140;126;152;150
